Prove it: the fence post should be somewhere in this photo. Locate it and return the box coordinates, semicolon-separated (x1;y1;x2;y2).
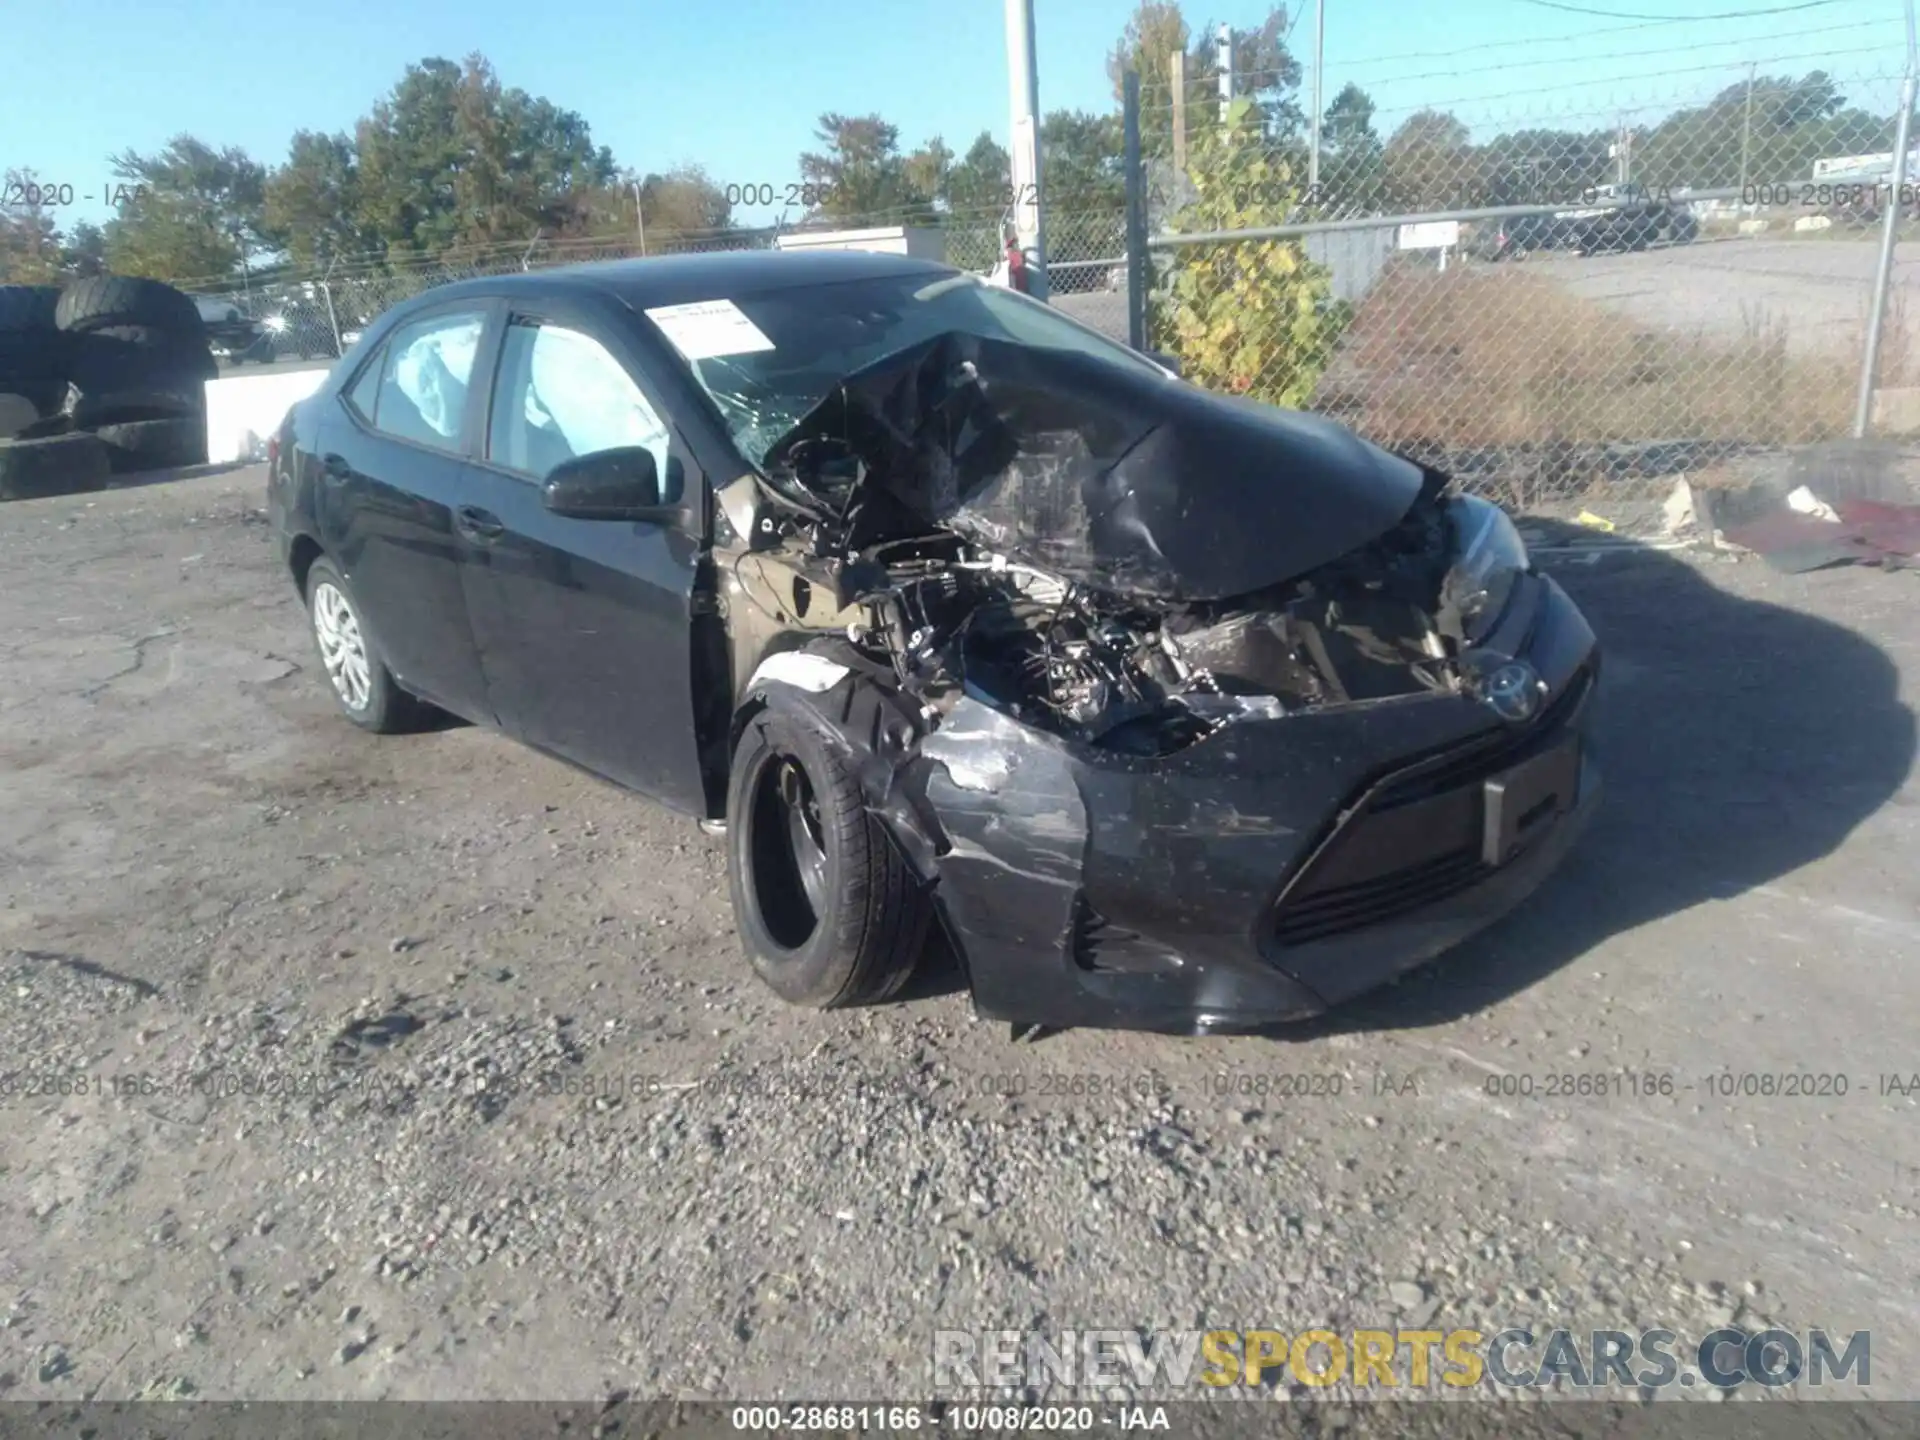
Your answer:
319;256;342;357
1855;17;1918;437
1124;69;1149;352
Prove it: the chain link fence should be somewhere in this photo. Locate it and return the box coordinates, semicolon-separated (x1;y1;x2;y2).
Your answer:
1131;52;1920;533
151;47;1920;537
173;205;1133;368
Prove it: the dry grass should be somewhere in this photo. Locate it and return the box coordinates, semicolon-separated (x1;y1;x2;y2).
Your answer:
1315;263;1867;457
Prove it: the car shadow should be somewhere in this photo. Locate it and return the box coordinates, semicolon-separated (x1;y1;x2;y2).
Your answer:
1279;523;1917;1038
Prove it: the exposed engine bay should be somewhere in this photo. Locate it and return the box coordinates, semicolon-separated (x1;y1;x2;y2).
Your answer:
714;331;1516;757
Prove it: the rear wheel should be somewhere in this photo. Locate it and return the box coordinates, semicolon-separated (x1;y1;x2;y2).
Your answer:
727;701;929;1008
303;557;428;734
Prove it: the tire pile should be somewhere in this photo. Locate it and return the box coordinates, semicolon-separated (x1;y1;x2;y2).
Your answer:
0;276;216;502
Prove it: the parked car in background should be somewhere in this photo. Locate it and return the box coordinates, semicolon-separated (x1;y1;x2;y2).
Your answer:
194;296;277;365
1569;184;1698;254
267;249;1601;1035
1483;209;1579;260
1485;184;1697;260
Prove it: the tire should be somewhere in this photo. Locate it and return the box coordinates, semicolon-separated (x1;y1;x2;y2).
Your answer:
65;331;215;411
56;275;205;340
0;328;67;390
85;323;178;349
303;557;430;734
93;415;208;473
70;387;206;429
0;432;112;501
0;393;39;439
0;285;59;332
727;700;930;1009
0;366;66;423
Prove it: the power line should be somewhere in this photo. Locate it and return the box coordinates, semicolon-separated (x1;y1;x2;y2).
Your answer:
1229;12;1886;90
1363;39;1891;119
1509;0;1845;18
1329;12;1785;69
1322;17;1887;89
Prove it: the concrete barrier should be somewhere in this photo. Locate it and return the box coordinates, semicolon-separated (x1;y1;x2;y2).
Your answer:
204;364;331;464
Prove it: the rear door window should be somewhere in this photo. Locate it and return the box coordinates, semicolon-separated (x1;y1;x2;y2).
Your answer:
366;310;486;453
344;345;385;423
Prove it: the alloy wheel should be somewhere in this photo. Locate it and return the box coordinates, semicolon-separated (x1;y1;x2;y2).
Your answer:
746;750;830;951
311;581;372;712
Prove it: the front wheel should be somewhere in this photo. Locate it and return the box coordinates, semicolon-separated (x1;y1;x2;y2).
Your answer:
304;557;428;733
727;701;930;1008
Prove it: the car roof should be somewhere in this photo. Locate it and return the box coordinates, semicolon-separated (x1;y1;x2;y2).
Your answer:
406;248;957;314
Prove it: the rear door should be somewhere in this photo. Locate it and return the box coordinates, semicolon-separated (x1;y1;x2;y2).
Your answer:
314;301;496;721
456;297;710;813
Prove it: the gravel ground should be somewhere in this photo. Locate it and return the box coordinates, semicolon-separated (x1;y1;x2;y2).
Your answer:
1;466;1917;1418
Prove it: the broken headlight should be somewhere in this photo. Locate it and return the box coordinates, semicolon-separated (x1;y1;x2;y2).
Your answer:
1446;495;1529;640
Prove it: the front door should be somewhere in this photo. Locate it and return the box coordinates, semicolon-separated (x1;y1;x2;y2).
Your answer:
458;303;708;814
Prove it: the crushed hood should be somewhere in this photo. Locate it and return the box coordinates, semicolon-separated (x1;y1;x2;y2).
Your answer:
762;330;1425;601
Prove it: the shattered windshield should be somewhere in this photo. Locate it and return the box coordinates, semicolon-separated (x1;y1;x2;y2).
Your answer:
650;273;1168;465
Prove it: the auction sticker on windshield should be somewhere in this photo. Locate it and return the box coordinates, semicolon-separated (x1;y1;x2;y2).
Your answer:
644;299;776;360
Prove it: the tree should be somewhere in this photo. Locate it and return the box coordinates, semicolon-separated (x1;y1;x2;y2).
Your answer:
264;131;370;268
1632;70;1886;191
638;165;733;238
62;221;108;278
1042;110;1125;209
1110;3;1305;158
0;168;65;283
903;138;954;222
351;54;614;258
945;132;1011;218
798;114;922;221
1108;0;1190;116
1225;8;1307;144
1479;127;1611;206
100;136;269;283
1382;109;1473;211
1317;82;1383;210
1155;97;1343;408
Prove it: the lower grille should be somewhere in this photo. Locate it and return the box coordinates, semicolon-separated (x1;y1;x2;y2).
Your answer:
1269;668;1592;947
1272;847;1486;946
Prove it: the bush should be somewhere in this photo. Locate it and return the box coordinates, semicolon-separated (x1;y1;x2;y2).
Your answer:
1151;99;1346;408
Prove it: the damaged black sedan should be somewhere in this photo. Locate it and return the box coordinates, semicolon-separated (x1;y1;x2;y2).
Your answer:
267;250;1599;1035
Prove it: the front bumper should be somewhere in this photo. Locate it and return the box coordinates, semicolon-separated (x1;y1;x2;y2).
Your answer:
920;570;1601;1034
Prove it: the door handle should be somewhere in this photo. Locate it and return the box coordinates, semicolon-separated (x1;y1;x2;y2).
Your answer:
320;453;350;483
456;505;506;542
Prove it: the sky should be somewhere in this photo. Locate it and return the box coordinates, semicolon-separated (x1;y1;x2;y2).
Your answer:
3;0;1910;235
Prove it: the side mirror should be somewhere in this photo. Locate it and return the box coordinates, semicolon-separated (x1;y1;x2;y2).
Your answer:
542;447;666;520
1147;350;1183;378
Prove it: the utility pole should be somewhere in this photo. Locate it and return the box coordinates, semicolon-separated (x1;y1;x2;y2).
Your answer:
1005;0;1050;299
1738;62;1758;208
1308;0;1326;193
1855;0;1919;436
1171;50;1188;187
1217;23;1232;122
